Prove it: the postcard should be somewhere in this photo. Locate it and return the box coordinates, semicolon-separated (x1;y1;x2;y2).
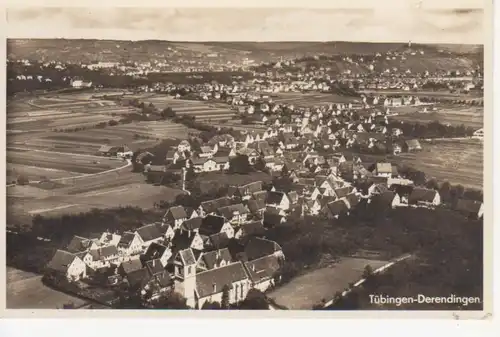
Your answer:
1;0;493;320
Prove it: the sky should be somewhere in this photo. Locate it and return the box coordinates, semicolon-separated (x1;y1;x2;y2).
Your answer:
5;2;486;44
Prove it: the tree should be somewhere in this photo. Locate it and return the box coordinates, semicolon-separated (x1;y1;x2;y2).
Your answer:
16;175;29;186
161;107;176;119
439;181;452;203
221;285;230;309
185;166;196;182
362;265;374;279
228;155;253;174
153;292;190;309
238;289;269;310
425;178;439;190
201;301;221;310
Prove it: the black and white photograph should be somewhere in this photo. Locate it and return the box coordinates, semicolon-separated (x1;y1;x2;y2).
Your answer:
3;2;490;315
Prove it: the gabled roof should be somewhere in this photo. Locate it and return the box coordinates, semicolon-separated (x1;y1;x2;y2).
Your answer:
145;259;164;276
266;191;287;205
66;235;94;253
455;199;483;214
177;248;197;266
119;258;143;275
371;191;397;207
246;198;266;214
244;255;281;284
237;220;266;238
391;184;415;197
46;250;78;273
164;206;187;220
244;237;283;261
89;245;118;261
118;232;139;248
334;186;351;199
200;197;232;214
200;248;233;270
196;262;249;298
181;217;203;232
325;199;350;216
172;231;200;251
236;181;263;196
206;232;231;250
199;215;227;236
376;163;393;174
136;223;163;242
126;268;150;290
217;203;250;220
408;188;438;204
405;139;422;149
143;242;169;262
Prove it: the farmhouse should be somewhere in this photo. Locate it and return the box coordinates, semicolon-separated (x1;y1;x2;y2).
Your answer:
408;188;441;207
454;199;484;219
243;254;281;292
370;191;402;209
234;220;266;240
199;197;233;216
143;242;172;268
163;206;188;230
199;215;235;239
118;232;144;256
66;235;99;254
98;145;133;158
403;139;422;152
136;223;164;248
46;250;87;281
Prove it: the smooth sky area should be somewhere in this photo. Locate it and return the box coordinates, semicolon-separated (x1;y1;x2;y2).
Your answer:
5;2;485;44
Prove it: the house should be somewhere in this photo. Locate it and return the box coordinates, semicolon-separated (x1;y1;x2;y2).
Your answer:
196;248;233;271
262;211;286;229
369;191;401;209
143;242;172;267
408;188;441;207
98;232;121;247
403;139;422;152
136;223;164;248
228;181;263;201
303;199;321;215
266;191;291;211
234;220;266;240
212;157;230;171
204;232;231;251
198;144;218;158
199;215;235;239
217;203;250;224
126;267;174;301
46;250;87;281
472;128;484;140
454;199;484;219
372;163;393;178
333;186;352;200
391;184;415;204
65;235;99;254
180;217;203;236
191;158;219;173
117;232;144;256
118;257;143;278
246;198;266;218
243;237;284;261
172;231;205;252
163;206;188;230
98;145;132;158
194;262;251;308
244;254;282;292
368;183;389;196
85;245;120;269
199;197;233;216
321;199;350;219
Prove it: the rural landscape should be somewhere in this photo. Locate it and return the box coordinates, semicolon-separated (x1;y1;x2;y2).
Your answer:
5;6;485;312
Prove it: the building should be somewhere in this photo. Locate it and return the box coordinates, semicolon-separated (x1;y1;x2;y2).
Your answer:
408;188;441;207
46;250;87;281
163;206;188;230
454;199;484;219
98;145;133;158
243;254;281;292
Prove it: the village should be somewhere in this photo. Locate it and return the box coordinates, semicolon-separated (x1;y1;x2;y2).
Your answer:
45;98;484;309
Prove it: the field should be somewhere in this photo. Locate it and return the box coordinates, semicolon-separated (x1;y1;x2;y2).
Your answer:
195;171;273;193
392;105;483;129
268;92;359;106
397;139;483;189
7;267;88;309
268;257;388;310
137;94;238;122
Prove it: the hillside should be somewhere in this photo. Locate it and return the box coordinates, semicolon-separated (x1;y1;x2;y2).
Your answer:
7;39;483;65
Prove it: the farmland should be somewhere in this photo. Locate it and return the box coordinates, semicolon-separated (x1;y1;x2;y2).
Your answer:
392;105;483;129
7;266;88;309
137;94;238;122
268;257;388;310
397;139;483;189
267;92;360;106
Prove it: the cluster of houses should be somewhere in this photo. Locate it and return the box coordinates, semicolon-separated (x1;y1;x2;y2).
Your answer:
46;182;292;309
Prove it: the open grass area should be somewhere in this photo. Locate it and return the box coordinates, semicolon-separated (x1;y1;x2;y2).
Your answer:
397;139;483;189
7;267;88;309
392;105;483;129
268;257;388;309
